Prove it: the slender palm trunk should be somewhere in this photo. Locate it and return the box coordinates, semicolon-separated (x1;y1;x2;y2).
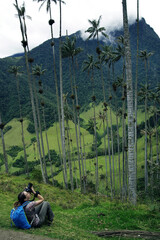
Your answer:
59;0;68;188
15;74;28;176
32;75;48;182
70;58;82;191
0;115;8;173
101;63;112;197
116;113;121;195
144;94;148;191
55;120;66;185
21;120;29;175
49;4;67;188
122;0;136;205
66;119;74;191
134;0;139;183
42;105;54;185
102;118;108;189
90;70;99;194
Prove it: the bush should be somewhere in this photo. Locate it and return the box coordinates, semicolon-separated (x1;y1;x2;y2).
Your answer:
27;122;35;133
7;146;23;159
30;169;43;182
13;156;25;168
46;150;61;167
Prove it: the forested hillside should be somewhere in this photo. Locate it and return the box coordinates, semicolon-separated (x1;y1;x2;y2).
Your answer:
0;18;160;123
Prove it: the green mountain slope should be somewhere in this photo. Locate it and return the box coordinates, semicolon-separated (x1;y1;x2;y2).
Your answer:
0;18;160;124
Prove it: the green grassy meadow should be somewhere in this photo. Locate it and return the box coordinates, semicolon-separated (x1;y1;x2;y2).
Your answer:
0;174;160;240
0;103;157;195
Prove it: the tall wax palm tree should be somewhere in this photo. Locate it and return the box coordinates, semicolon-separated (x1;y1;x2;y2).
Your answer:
62;35;85;192
59;0;68;189
138;83;152;191
0;115;8;173
134;0;140;181
9;65;29;176
98;111;108;190
83;54;100;193
14;0;46;183
101;45;118;196
14;2;32;52
32;64;49;182
85;15;107;44
139;50;153;192
64;97;74;192
100;45;113;197
122;0;136;205
112;78;122;195
153;87;160;171
33;0;68;188
41;101;55;185
116;37;128;198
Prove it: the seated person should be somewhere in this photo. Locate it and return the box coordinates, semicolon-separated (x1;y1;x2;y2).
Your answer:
14;184;54;227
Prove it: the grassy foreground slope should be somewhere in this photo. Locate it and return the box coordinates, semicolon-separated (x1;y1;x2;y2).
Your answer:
0;174;160;240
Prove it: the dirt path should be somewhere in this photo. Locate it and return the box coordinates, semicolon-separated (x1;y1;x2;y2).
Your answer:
0;229;58;240
92;230;160;239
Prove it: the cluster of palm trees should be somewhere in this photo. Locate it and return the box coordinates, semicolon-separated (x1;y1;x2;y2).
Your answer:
1;0;160;205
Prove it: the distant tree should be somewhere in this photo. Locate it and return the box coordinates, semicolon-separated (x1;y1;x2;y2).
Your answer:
9;65;29;176
83;54;99;193
32;64;49;182
85;15;107;43
62;36;85;192
139;50;153;192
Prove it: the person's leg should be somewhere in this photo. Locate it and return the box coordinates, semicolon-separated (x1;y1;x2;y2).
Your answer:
37;201;54;226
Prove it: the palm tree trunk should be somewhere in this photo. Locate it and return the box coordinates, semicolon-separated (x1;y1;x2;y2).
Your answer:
16;73;29;176
144;95;148;191
21;120;29;176
122;0;136;205
102;118;108;189
101;62;112;197
69;58;82;191
66;120;74;192
116;113;121;195
48;3;67;188
55;120;66;186
59;0;68;189
32;75;48;182
0;115;8;173
42;105;54;185
134;0;139;184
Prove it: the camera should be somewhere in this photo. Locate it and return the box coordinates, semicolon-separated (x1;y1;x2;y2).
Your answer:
24;183;33;193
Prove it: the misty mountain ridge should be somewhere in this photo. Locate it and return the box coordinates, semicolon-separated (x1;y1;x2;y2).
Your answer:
0;18;159;125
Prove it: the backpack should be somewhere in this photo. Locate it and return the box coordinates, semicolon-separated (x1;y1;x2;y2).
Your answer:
10;201;31;229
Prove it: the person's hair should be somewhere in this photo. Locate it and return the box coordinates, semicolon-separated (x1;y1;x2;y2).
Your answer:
14;191;26;208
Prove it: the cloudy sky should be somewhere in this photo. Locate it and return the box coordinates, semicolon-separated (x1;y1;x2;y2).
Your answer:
0;0;160;58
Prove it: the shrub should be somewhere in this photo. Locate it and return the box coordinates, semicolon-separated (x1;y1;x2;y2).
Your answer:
7;146;23;159
27;122;35;133
30;169;43;182
13;156;25;168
